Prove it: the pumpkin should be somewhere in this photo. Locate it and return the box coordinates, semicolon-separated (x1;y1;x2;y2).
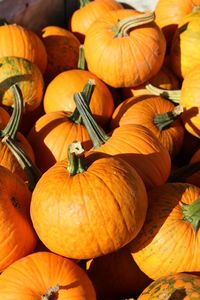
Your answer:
170;7;200;78
39;25;81;84
74;92;171;190
0;22;47;74
0;56;44;112
110;96;184;157
43;69;114;128
186;148;200;187
0;165;37;272
86;246;152;299
0;251;96;299
155;0;198;49
30;141;148;260
84;10;166;88
69;0;123;43
129;182;200;279
27;80;95;173
138;272;200;299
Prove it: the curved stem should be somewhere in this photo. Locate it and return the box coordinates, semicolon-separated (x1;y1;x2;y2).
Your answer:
0;84;24;139
68;79;96;124
41;284;60;300
146;83;181;104
182;198;200;232
77;45;86;70
73;92;110;149
67;141;87;176
2;135;41;191
154;105;183;131
80;0;91;8
113;11;155;38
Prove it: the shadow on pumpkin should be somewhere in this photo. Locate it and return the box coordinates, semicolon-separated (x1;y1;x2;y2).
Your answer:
181;106;200;138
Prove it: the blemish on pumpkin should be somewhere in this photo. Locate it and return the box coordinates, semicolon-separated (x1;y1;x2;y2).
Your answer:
11;196;20;209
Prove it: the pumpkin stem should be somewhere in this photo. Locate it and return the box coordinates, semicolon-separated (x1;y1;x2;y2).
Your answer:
68;79;96;124
192;5;200;13
182;198;200;232
146;83;181;104
2;135;41;191
113;11;155;38
41;284;60;300
0;18;9;25
77;45;86;70
80;0;91;8
168;160;200;183
73;92;110;149
0;84;23;139
67;141;87;176
154;105;183;131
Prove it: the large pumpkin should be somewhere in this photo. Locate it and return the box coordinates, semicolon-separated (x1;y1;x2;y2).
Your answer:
84;9;166;88
0;165;37;272
69;0;123;43
0;22;47;74
0;251;96;299
138;273;200;299
129;182;200;279
30;142;148;260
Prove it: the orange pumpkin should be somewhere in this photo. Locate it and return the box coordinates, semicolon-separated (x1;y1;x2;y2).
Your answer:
0;56;44;112
69;0;123;43
30;141;148;260
43;69;114;128
39;25;81;84
0;165;37;272
138;273;200;299
129;182;200;279
0;22;47;74
110;96;184;157
0;251;96;299
84;10;166;88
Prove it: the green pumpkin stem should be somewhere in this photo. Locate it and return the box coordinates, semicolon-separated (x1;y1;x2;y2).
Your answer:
146;83;181;104
73;92;110;149
68;79;96;124
67;141;87;176
2;135;41;191
182;198;200;232
168;160;200;183
0;84;23;139
192;5;200;13
77;45;86;70
80;0;91;8
154;105;183;130
41;284;60;300
113;11;155;38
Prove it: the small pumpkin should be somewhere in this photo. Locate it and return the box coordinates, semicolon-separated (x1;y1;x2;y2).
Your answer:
69;0;123;43
84;10;166;88
138;272;200;299
0;165;37;272
0;21;47;74
129;182;200;279
0;251;96;299
30;141;148;260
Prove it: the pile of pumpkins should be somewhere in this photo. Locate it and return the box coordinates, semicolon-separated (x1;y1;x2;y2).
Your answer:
0;0;200;299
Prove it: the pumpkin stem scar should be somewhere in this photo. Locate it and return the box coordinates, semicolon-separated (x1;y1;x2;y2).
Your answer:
41;284;60;300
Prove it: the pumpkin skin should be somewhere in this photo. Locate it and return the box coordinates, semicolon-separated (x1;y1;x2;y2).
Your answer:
0;165;37;272
96;124;171;190
43;69;114;128
110;96;184;157
86;246;152;299
0;251;96;299
155;0;197;49
138;273;200;299
30;155;148;260
0;56;44;112
69;0;123;43
0;23;47;74
129;182;200;280
39;26;81;84
170;9;200;78
84;9;166;88
27;110;93;173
